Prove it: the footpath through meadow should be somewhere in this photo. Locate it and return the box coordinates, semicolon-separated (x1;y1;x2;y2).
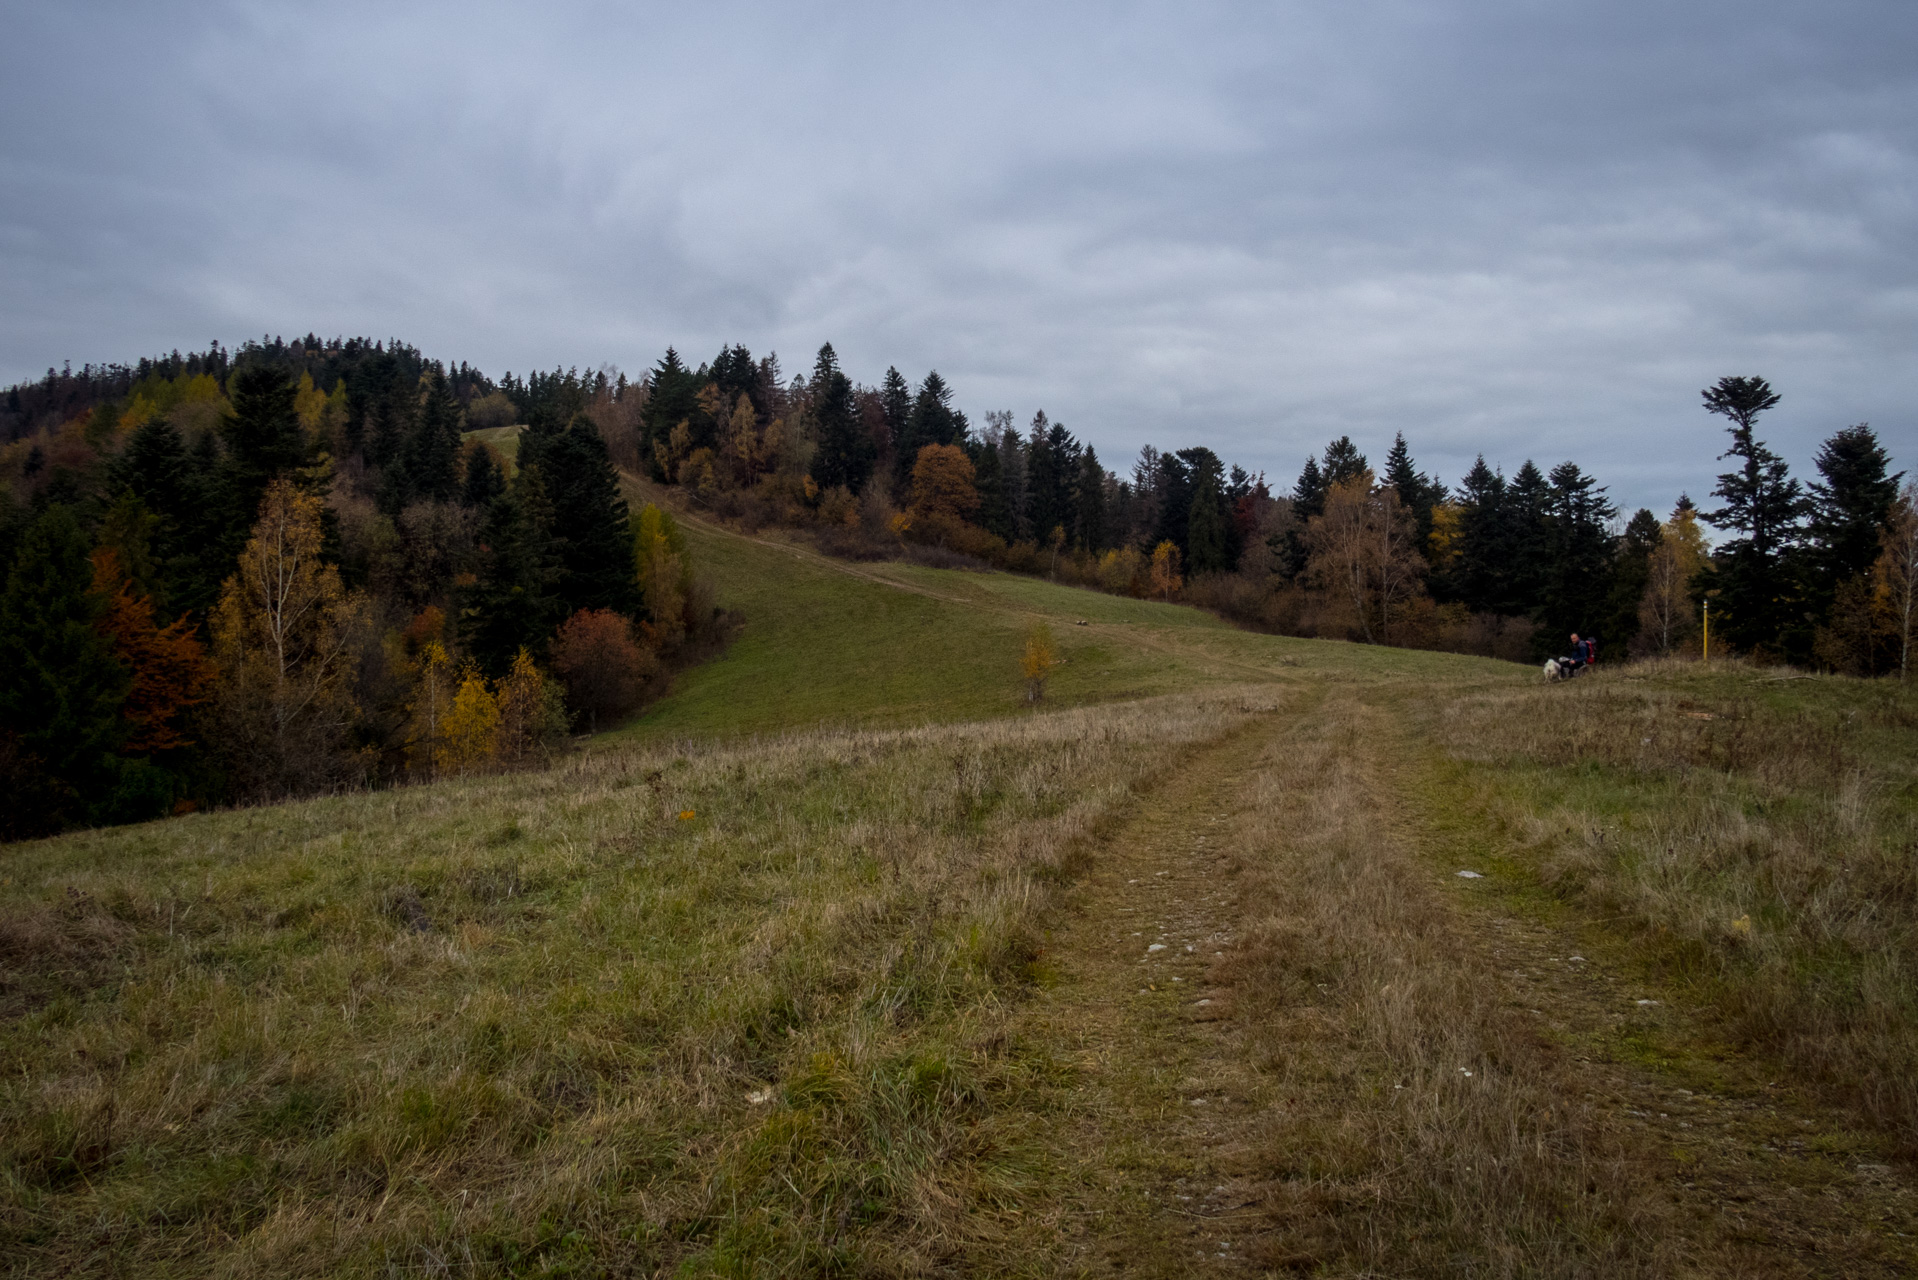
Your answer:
984;685;1918;1277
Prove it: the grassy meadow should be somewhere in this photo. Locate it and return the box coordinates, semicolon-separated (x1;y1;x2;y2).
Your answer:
4;506;1916;1275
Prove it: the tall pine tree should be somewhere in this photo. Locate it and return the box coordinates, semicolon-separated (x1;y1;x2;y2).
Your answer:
1699;376;1803;655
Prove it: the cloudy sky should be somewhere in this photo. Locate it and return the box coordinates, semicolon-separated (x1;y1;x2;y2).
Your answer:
3;1;1914;513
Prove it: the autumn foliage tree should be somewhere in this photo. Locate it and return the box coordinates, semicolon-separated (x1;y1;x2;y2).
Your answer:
907;443;979;547
437;664;499;774
550;608;657;731
495;647;569;763
209;480;369;798
634;503;693;647
1638;501;1708;656
1306;475;1426;644
1020;621;1060;704
1149;540;1184;601
90;547;212;753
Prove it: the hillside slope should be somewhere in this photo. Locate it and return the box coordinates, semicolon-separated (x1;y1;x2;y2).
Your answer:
613;486;1504;741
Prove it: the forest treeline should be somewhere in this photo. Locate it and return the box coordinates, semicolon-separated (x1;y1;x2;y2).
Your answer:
0;338;719;841
611;344;1914;676
5;337;1913;836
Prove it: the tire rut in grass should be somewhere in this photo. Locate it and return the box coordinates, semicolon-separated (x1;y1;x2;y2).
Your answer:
986;712;1283;1277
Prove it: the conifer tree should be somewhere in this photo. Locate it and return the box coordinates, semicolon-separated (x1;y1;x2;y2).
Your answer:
1805;423;1902;619
0;507;130;836
1699;375;1803;654
1074;445;1108;550
999;424;1030;541
640;348;700;479
1284;454;1327;579
465;478;562;675
808;344;872;493
1182;447;1231;575
1383;432;1443;553
1448;457;1506;612
881;367;913;465
1025;413;1066;542
1321;436;1369;488
1536;461;1618;653
408;367;463;503
893;371;961;494
543;417;638;615
1292;455;1327;522
220;363;309;550
1503;461;1552;616
461;440;505;508
972;433;1010;541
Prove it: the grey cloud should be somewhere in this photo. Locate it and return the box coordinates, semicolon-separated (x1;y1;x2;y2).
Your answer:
3;0;1914;513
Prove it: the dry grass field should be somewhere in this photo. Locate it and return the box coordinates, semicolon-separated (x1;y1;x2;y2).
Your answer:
4;513;1916;1277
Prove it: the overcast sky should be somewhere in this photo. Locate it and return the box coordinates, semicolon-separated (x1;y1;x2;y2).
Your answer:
3;1;1914;513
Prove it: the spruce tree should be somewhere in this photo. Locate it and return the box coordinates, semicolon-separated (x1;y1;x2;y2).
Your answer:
1449;457;1506;613
1805;423;1902;615
461;441;505;508
113;417;200;613
1536;461;1618;654
640;348;700;479
464;482;561;676
0;506;130;835
1321;436;1369;488
1383;432;1442;553
808;344;872;493
880;367;913;469
543;418;639;616
408;368;463;503
893;371;959;494
1502;462;1552;617
972;439;1011;541
1699;375;1803;654
1074;446;1108;550
999;425;1030;541
221;363;307;526
1182;447;1230;574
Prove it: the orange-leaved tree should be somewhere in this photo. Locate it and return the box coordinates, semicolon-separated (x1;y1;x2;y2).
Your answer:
550;608;657;731
1020;621;1060;704
208;480;368;797
89;547;212;754
1149;540;1184;601
908;444;979;547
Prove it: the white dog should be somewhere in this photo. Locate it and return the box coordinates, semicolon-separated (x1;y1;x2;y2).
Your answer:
1542;656;1577;682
